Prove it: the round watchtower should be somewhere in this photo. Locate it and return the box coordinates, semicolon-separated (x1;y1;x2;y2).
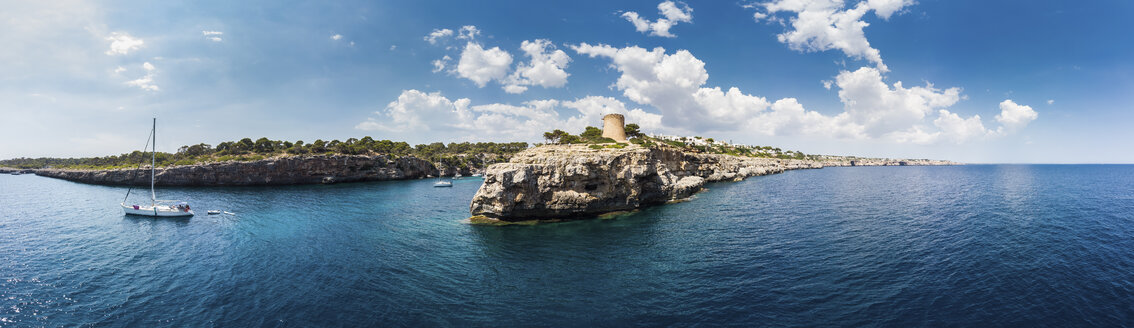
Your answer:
601;114;628;143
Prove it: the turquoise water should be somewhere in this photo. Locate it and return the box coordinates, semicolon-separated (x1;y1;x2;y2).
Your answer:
2;165;1134;326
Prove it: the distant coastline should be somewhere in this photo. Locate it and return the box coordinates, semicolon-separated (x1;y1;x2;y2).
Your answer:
27;154;483;186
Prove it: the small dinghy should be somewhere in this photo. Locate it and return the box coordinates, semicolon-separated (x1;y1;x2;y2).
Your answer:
207;210;222;215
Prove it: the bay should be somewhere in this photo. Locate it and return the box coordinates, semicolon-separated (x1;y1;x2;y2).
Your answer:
2;165;1133;326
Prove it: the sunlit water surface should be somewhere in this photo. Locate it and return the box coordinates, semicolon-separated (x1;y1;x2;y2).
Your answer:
2;165;1133;326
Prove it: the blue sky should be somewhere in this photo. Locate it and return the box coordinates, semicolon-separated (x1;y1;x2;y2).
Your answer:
2;0;1132;163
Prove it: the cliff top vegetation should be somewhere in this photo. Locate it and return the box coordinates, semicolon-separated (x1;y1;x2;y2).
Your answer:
541;125;815;160
0;138;529;170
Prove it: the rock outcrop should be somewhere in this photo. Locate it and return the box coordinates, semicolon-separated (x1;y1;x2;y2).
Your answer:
468;145;826;221
34;155;444;186
469;144;957;221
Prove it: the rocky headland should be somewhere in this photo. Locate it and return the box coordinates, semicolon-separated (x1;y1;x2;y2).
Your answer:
32;155;476;186
468;144;957;223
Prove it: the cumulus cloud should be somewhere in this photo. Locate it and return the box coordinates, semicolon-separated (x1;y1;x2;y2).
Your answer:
202;30;223;42
834;66;961;137
456;42;513;87
572;43;1037;144
1046;99;1054;105
105;32;144;55
503;39;572;93
753;0;915;72
994;99;1038;133
125;61;158;91
424;28;454;44
457;25;480;40
331;34;343;40
356;90;664;142
432;55;452;73
622;1;693;38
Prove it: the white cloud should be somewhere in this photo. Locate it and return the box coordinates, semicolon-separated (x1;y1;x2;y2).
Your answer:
572;43;1038;144
357;90;665;142
114;66;126;74
502;85;528;94
331;34;343;40
562;96;665;133
356;89;473;132
424;28;454;44
432;55;452;73
622;1;694;38
1047;99;1054;105
125;61;158;91
105;32;144;55
457;25;480;40
503;39;572;93
202;30;223;42
573;43;770;131
932;110;988;143
835;66;961;137
753;0;915;72
995;99;1038;133
866;0;914;19
456;42;513;87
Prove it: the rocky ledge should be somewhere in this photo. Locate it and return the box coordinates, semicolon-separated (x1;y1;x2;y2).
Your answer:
469;145;956;222
33;155;459;186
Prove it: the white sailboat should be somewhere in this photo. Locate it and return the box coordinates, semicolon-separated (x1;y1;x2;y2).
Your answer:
433;170;453;187
121;118;194;217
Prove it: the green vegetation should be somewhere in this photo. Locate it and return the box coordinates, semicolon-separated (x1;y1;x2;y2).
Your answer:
0;137;529;170
542;126;630;145
540;124;814;160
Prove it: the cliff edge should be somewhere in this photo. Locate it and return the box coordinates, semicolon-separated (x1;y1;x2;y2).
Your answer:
469;144;956;222
34;154;442;186
469;145;826;221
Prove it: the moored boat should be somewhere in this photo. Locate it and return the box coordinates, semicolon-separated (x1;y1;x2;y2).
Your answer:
121;118;194;217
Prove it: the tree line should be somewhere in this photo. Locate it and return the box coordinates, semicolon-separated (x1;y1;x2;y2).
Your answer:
0;138;529;169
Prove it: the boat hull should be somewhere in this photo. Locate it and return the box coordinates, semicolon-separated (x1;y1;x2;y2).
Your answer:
121;203;194;217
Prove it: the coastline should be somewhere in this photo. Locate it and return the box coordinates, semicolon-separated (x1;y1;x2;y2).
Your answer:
468;144;958;223
28;154;482;186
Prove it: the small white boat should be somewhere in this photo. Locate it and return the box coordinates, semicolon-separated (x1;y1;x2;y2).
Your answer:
10;172;21;175
471;173;483;177
121;118;194;217
207;210;222;215
433;180;453;187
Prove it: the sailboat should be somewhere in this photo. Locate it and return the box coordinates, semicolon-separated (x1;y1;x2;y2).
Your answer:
433;170;453;187
121;118;194;217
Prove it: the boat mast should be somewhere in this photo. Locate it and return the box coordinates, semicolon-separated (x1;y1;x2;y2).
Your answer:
151;117;156;206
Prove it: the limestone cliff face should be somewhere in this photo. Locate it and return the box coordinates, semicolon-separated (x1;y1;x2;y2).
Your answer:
34;155;440;186
468;145;825;220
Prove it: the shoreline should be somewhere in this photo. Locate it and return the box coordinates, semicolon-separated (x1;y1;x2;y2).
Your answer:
27;154;484;187
467;144;959;223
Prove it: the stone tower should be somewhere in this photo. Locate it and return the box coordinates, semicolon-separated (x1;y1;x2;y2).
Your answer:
602;114;628;143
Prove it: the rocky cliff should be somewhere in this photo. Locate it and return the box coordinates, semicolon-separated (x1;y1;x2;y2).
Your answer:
34;155;453;186
468;145;824;221
469;145;957;222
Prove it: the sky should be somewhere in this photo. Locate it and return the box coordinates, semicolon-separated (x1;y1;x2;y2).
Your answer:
2;0;1132;163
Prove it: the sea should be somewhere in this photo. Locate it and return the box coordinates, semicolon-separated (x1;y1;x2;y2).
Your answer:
2;165;1133;327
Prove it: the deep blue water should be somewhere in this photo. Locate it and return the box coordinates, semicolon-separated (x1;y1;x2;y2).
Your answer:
2;165;1134;327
